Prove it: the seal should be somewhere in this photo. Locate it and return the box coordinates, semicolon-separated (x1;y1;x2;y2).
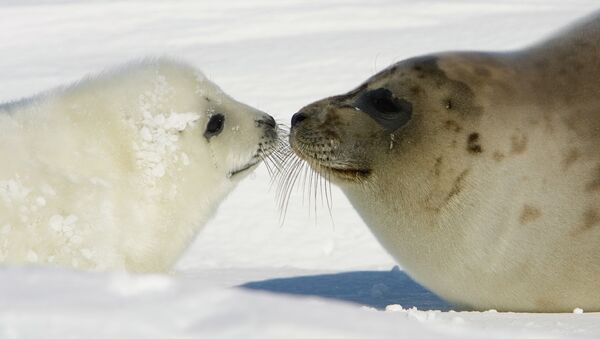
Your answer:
288;11;600;312
0;58;279;273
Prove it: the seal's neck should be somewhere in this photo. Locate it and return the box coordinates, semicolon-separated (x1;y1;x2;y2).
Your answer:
340;165;488;288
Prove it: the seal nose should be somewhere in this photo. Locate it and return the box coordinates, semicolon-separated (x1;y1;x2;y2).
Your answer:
291;112;307;127
257;115;276;129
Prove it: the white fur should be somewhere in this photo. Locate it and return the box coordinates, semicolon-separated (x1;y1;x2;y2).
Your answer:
0;58;274;272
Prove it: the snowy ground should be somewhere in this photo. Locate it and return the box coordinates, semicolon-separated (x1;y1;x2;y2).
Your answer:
1;1;600;338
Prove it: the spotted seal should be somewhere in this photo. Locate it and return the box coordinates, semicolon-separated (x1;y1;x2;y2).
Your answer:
289;12;600;312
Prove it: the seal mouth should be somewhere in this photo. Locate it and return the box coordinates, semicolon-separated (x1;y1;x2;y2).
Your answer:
228;140;278;178
290;142;371;182
228;155;261;178
229;124;282;178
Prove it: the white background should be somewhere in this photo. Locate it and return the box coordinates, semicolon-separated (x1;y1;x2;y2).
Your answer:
1;1;600;338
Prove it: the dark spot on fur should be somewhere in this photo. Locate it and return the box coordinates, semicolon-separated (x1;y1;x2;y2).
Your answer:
519;205;541;225
510;133;527;154
445;169;469;202
434;157;442;176
572;209;600;236
562;148;580;170
585;166;600;192
492;151;505;162
444;120;462;133
400;56;483;116
467;132;482;154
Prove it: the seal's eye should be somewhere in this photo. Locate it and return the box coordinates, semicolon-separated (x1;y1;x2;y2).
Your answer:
370;88;401;113
354;88;412;132
204;113;225;139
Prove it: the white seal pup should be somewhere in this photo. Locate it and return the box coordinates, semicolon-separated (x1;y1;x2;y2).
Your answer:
289;12;600;311
0;58;279;273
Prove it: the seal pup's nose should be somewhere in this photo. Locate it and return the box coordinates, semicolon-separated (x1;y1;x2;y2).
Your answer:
257;114;276;129
291;112;307;127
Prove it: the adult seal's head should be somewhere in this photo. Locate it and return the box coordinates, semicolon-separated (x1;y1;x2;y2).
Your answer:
290;54;482;183
289;11;600;312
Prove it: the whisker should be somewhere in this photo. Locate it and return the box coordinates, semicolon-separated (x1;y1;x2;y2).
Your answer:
271;127;341;227
279;158;305;224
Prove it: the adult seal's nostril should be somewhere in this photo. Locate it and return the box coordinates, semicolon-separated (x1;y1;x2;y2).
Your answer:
257;115;276;129
291;112;307;127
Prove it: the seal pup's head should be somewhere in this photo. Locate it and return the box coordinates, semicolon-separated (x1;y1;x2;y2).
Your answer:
191;84;280;182
120;59;281;187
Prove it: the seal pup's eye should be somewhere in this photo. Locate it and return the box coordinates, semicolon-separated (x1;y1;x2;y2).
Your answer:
204;113;225;139
354;88;412;132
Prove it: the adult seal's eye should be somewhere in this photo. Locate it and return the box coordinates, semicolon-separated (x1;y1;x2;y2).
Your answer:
354;88;412;132
204;113;225;139
370;88;402;113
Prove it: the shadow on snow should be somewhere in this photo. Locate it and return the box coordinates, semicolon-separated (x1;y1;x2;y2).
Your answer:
240;267;454;311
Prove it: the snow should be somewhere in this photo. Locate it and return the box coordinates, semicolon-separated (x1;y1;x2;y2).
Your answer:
134;110;200;181
1;0;600;338
1;267;600;339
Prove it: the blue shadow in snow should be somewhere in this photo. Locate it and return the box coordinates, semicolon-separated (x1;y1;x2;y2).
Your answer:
240;267;454;311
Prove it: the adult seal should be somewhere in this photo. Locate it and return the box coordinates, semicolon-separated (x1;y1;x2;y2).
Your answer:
0;58;279;273
289;12;600;312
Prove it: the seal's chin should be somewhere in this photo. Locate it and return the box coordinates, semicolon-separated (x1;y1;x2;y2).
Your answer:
228;156;261;178
291;144;371;182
